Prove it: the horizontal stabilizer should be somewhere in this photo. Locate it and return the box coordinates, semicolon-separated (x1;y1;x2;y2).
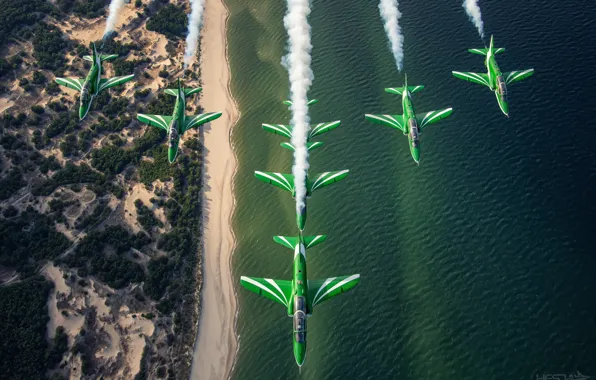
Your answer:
308;274;360;308
164;87;202;97
240;276;292;308
83;54;119;62
468;48;505;56
254;171;295;194
280;141;323;151
273;235;327;250
283;99;319;107
308;170;349;193
385;85;424;96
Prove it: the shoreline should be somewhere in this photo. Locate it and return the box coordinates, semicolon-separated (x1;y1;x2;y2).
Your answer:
190;0;239;379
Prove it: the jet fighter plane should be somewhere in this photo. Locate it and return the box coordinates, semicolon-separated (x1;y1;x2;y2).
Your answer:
137;79;222;163
55;43;134;120
262;100;340;152
240;233;360;367
365;76;453;163
452;35;535;116
254;170;349;230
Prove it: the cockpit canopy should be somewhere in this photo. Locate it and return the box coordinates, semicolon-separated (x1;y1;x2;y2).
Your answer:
497;76;507;96
409;118;420;146
293;297;307;343
169;121;179;145
81;85;90;103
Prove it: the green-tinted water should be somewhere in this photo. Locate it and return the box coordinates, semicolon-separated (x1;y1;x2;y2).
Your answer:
226;1;596;379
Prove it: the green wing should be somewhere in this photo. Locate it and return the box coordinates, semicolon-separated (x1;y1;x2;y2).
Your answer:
308;274;360;308
416;108;453;130
99;75;134;92
504;69;534;85
308;170;349;193
468;48;505;56
137;114;172;131
55;77;85;92
254;171;295;194
365;114;406;133
183;112;222;133
308;120;341;139
240;276;292;308
262;123;293;139
164;89;179;97
452;71;490;87
385;85;424;95
303;235;327;248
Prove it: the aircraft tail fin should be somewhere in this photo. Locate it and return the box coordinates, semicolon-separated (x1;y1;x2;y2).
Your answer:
254;171;295;195
83;54;119;62
280;141;323;152
283;99;319;107
273;235;327;250
384;86;424;96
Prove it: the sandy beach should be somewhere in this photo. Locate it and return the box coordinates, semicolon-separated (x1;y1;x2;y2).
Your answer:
190;0;239;379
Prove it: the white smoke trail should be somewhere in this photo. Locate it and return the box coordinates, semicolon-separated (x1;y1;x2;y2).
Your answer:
282;0;313;215
103;0;126;39
462;0;484;38
184;0;206;68
378;0;404;71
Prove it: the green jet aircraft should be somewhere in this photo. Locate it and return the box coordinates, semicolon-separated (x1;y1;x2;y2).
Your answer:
365;75;453;164
452;35;535;116
137;79;222;163
240;233;360;367
55;43;134;120
262;100;341;152
254;170;349;231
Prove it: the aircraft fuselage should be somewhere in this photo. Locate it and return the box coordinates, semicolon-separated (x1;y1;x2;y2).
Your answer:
485;48;509;116
402;90;421;163
167;88;186;163
79;51;102;120
289;241;309;367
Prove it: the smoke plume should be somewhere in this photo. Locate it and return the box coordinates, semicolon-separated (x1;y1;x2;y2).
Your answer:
463;0;484;38
378;0;404;71
103;0;126;39
184;0;206;68
282;0;313;215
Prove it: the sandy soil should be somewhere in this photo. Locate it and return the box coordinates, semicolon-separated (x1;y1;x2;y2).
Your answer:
190;0;240;379
43;264;85;342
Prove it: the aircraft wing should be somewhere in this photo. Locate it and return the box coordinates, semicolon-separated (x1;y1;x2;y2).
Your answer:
308;274;360;308
308;170;349;193
240;276;292;308
416;108;453;131
308;120;341;139
262;123;293;139
137;114;172;131
254;171;295;193
98;75;134;92
364;114;406;133
182;112;222;133
55;77;85;92
452;71;490;87
504;69;534;85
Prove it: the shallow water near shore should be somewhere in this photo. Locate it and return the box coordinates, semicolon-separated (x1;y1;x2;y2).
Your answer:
226;0;596;379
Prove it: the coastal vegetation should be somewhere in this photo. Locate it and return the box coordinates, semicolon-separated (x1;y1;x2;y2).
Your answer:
0;2;208;378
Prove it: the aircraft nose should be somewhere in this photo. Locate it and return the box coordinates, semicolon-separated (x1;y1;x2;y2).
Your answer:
294;342;306;367
79;106;86;120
